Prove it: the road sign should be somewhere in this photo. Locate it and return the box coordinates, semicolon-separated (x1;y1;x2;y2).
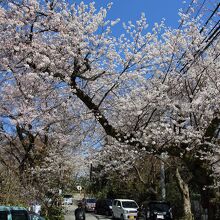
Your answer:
76;185;82;191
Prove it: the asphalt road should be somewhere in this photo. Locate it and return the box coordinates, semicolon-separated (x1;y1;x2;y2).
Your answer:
64;204;112;220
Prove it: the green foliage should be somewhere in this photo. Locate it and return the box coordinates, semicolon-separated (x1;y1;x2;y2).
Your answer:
42;205;64;220
87;170;156;205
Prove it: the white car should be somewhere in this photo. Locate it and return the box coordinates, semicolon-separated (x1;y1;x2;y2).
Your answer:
63;195;73;205
112;199;139;220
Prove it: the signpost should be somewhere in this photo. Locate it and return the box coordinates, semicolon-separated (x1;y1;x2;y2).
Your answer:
76;185;82;194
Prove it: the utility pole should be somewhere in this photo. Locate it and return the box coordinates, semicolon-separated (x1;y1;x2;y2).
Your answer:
89;163;93;181
160;153;166;200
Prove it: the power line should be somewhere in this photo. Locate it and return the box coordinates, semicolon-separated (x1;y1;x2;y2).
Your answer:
174;1;220;74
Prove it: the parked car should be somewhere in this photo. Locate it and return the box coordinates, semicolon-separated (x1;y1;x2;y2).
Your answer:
83;198;96;212
0;206;29;220
112;199;139;220
0;206;45;220
137;201;173;220
63;194;73;205
95;199;112;216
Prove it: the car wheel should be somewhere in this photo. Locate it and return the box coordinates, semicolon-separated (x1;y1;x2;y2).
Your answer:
120;214;124;220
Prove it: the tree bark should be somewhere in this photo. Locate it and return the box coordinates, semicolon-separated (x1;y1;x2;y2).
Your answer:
184;156;217;219
175;168;193;220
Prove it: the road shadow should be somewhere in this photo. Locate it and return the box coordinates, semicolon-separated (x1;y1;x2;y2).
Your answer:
93;214;112;220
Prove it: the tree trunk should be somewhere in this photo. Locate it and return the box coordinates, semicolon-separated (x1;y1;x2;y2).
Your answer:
175;168;193;220
184;156;217;219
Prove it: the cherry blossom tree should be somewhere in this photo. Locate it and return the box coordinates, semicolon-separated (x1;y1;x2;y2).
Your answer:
0;19;89;209
0;0;219;219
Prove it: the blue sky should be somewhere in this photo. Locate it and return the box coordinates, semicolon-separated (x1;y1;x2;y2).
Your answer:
78;0;185;32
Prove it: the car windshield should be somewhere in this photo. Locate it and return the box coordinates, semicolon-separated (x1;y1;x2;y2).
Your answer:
122;201;138;208
86;199;96;203
64;195;72;198
11;210;29;220
149;203;170;212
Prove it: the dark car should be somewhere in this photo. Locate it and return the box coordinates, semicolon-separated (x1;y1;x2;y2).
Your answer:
82;198;97;212
137;201;172;220
95;199;112;216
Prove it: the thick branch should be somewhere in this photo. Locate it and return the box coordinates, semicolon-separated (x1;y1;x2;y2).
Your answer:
70;77;156;153
133;165;147;185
